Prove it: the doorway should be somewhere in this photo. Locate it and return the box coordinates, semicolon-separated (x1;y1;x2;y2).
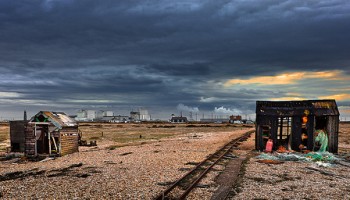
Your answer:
36;125;49;154
314;116;328;151
277;117;292;150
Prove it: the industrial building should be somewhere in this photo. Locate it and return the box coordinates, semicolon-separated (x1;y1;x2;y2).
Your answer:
130;108;151;121
103;111;114;117
75;108;151;122
75;110;96;121
110;115;130;123
75;110;114;121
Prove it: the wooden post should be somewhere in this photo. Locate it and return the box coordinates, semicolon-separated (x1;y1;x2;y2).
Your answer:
51;136;58;152
307;116;315;151
34;123;37;157
49;131;51;156
291;116;301;151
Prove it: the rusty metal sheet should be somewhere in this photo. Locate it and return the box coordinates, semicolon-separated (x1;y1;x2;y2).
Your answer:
30;111;77;129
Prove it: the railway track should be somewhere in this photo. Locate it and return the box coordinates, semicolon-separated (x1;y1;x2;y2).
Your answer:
155;130;254;200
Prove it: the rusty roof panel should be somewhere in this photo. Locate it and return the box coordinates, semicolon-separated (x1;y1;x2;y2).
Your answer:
30;111;77;129
256;99;339;116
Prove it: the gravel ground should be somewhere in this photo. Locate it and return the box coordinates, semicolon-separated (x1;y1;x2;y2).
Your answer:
0;128;251;199
233;157;350;200
230;124;350;200
1;124;349;200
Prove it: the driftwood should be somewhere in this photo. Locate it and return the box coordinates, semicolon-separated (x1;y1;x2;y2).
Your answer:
120;152;133;156
335;160;350;167
305;167;335;176
0;168;46;182
305;167;345;179
0;163;84;182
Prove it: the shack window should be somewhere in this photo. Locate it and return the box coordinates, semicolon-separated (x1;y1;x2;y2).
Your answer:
300;116;308;150
277;117;292;149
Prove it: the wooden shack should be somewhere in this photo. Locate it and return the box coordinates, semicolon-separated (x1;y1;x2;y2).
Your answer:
23;111;79;157
255;100;339;153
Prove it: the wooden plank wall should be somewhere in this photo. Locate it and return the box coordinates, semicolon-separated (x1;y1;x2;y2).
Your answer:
25;125;36;157
307;116;315;151
255;116;276;151
9;121;26;152
60;127;79;156
291;116;302;151
327;116;339;153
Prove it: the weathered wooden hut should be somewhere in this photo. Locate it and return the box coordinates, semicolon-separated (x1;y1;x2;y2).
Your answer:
255;100;339;153
23;111;79;157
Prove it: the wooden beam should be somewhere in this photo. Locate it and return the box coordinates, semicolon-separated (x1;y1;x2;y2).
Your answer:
48;131;51;155
51;136;58;152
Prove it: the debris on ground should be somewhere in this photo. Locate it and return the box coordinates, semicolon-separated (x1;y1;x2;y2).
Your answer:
256;159;284;164
79;140;97;146
256;151;341;167
39;157;55;163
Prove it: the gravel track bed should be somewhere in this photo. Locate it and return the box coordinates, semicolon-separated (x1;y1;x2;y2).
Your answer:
0;128;251;199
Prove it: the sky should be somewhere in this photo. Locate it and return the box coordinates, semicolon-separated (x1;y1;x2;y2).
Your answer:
0;0;350;120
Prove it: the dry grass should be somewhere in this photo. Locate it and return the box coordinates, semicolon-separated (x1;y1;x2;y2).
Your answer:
0;123;9;151
0;122;246;153
0;121;348;152
0;123;9;142
78;122;246;145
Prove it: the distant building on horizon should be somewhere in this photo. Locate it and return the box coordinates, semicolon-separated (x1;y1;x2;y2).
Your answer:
75;110;96;121
75;108;150;122
229;115;242;121
103;111;114;117
130;108;151;121
139;108;151;121
170;116;188;123
75;109;114;121
110;115;130;123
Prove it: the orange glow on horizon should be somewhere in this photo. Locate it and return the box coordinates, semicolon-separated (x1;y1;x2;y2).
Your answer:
269;97;306;101
319;93;350;101
224;70;346;87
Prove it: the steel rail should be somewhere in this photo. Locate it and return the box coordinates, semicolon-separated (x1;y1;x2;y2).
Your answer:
155;130;254;200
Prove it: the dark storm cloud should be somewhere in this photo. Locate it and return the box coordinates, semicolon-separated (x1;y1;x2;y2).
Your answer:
147;63;213;76
0;0;349;119
1;0;349;71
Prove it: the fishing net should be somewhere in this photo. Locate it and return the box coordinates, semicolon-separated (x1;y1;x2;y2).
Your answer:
256;130;338;167
256;152;339;167
314;129;328;152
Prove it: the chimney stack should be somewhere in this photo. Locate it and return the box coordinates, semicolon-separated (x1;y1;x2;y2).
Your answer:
24;110;27;121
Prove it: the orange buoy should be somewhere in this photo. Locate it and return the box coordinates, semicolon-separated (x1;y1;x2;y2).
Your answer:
302;116;308;124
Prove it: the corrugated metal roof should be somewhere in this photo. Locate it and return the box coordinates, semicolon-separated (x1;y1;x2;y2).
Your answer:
256;99;339;116
30;111;77;128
